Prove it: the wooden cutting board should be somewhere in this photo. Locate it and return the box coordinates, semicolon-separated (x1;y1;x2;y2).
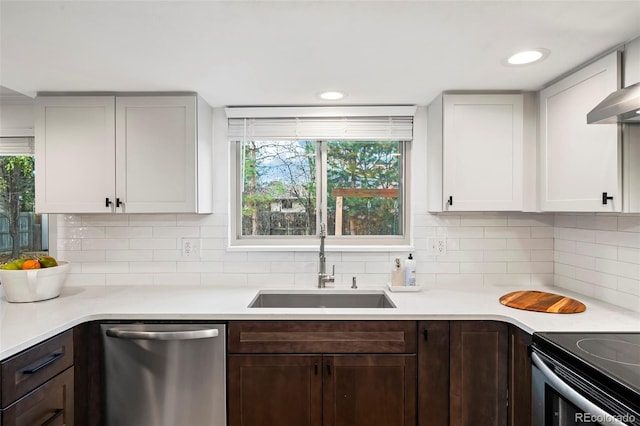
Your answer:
499;290;586;314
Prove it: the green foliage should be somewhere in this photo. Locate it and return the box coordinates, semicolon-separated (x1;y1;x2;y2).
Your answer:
239;140;402;236
326;141;401;235
0;156;36;257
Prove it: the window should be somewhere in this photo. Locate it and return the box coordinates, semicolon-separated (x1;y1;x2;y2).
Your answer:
0;137;48;262
228;107;414;247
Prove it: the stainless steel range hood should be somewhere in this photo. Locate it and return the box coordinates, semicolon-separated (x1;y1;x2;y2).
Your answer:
587;81;640;124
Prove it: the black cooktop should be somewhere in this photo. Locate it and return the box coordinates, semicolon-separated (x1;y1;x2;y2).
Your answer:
533;332;640;402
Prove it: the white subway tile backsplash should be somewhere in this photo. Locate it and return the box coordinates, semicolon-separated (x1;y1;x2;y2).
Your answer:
618;216;640;232
506;238;553;250
595;230;640;249
82;214;129;226
554;227;596;243
58;227;105;239
554;251;595;270
460;262;506;274
554;239;576;253
129;238;178;250
81;262;129;274
81;238;129;251
574;268;618;289
153;226;200;238
106;250;153;262
105;227;153;238
507;262;553;274
554;213;640;312
575;242;618;260
54;209;639;312
484;226;531;239
618;247;640;264
595;258;640;280
484;250;530;262
618;277;640;296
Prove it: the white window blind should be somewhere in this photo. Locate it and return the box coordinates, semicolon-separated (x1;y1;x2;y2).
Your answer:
227;107;415;141
0;137;34;154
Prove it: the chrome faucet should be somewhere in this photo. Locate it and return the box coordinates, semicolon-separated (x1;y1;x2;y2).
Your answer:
318;224;335;288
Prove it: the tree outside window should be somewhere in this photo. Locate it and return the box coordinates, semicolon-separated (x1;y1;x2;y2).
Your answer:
239;139;404;238
0;155;47;261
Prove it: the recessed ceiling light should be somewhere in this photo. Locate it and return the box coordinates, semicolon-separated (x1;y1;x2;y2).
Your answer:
505;49;550;66
319;91;345;100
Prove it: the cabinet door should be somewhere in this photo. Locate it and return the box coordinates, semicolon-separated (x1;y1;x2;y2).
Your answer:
450;321;508;426
1;367;74;426
228;355;322;426
115;96;197;213
539;52;621;211
417;321;449;426
442;94;523;211
508;326;532;426
35;96;116;213
323;355;416;426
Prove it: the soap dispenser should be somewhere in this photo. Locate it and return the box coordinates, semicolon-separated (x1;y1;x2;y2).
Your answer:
404;253;416;286
391;258;404;286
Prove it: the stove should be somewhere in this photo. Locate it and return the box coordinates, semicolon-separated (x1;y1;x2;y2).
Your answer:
532;332;640;426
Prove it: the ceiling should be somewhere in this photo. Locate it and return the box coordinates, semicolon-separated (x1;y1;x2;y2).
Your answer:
1;1;639;108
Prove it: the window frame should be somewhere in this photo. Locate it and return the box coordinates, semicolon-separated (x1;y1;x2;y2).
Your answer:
228;137;413;251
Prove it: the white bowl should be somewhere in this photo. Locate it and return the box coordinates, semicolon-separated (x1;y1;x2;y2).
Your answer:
0;261;70;303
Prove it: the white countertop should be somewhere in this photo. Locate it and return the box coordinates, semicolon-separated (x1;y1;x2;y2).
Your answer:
1;284;639;360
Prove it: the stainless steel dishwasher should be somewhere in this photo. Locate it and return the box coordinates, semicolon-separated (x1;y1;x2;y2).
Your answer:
101;323;226;426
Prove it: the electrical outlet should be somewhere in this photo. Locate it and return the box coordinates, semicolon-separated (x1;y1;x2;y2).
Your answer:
427;237;447;255
182;238;201;259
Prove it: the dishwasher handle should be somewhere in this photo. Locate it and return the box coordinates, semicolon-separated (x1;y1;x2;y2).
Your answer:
105;327;219;341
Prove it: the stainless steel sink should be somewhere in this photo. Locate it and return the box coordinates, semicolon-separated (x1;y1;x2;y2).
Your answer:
248;290;396;309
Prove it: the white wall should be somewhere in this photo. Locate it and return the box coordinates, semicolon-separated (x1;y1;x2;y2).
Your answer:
57;107;555;290
49;107;640;313
554;213;640;312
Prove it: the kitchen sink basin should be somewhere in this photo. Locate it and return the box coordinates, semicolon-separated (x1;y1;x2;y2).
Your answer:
248;290;396;309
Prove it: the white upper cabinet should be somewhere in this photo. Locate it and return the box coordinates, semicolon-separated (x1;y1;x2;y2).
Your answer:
35;96;117;213
538;51;621;212
427;93;526;212
35;94;212;214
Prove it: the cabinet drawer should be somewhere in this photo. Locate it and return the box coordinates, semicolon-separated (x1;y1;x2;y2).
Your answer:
1;331;73;407
228;321;416;354
1;367;73;426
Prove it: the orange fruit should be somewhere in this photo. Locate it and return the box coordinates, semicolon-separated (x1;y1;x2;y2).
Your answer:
22;259;41;270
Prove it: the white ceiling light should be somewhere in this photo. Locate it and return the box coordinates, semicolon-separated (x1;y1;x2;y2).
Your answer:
506;49;550;66
319;91;345;101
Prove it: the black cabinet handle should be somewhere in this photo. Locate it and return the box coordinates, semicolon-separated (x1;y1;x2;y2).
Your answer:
326;361;332;376
447;196;453;206
314;362;319;376
423;329;429;341
116;198;123;207
22;352;64;375
602;192;613;205
105;197;112;207
41;409;64;426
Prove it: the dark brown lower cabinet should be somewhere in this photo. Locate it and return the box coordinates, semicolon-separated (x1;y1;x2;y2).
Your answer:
228;355;322;426
508;325;532;426
417;321;450;426
449;321;509;426
324;355;416;426
227;320;417;426
1;367;74;426
228;354;416;426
